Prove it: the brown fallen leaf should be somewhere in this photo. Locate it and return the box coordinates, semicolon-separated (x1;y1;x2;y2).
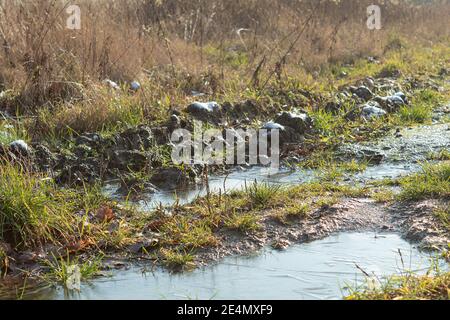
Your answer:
96;206;115;222
67;238;95;253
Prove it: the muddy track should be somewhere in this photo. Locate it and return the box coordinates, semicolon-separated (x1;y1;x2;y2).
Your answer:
194;198;449;266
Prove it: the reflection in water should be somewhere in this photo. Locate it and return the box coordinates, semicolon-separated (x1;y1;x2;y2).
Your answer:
26;233;439;300
104;162;420;211
104;167;315;210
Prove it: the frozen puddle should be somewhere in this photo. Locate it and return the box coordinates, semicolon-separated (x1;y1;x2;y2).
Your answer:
35;233;440;300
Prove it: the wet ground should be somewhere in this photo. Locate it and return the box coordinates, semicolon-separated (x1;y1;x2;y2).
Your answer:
1;118;448;300
105;121;449;210
19;233;443;300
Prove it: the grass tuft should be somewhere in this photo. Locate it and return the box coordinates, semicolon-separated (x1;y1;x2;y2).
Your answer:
398;162;450;201
246;182;282;208
42;253;103;289
224;211;261;233
160;248;195;271
346;271;450;300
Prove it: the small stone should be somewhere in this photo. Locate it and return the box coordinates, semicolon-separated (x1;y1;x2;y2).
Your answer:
352;86;374;101
9;140;31;157
130;81;141;91
361;103;387;119
104;79;119;90
274;111;313;134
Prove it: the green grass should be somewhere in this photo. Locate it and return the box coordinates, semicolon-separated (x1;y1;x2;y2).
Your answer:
399;89;443;124
398;162;450;201
0;162;131;252
0;164;76;248
434;206;449;232
161;216;218;248
372;189;396;203
246;182;282;208
0;247;7;277
42;253;103;288
339;160;368;173
224;211;261;233
160;248;195;270
284;203;310;218
428;149;450;161
0;121;29;145
315;196;339;208
273;203;310;224
318;165;344;182
399;104;432;124
346;270;450;300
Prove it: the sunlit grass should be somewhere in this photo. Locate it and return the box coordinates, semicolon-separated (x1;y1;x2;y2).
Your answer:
160;248;195;271
428;149;450;161
398;162;450;201
224;211;261;233
434;205;449;232
346;270;450;300
372;189;396;203
246;182;282;208
399;89;443;124
41;253;104;289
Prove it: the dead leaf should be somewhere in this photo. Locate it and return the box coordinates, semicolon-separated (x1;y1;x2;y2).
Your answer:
67;238;95;253
96;206;115;222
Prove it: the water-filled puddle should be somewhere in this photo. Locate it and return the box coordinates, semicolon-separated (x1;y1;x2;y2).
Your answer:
29;233;440;300
104;167;315;210
104;161;420;211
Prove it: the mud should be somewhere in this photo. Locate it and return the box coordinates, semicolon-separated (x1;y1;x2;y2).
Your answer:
193;198;450;266
1;72;448;299
340;122;449;165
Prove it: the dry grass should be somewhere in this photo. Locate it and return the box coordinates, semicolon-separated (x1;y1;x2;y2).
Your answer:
1;0;449;113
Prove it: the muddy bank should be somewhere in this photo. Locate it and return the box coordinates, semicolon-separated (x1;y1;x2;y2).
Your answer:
1;74;446;190
1;69;448;298
340;121;449;166
192;198;449;267
7;232;439;300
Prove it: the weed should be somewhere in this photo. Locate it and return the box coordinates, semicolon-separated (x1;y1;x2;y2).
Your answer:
399;89;443;124
42;253;103;288
161;216;218;249
372;189;396;203
398;162;450;201
0;164;76;247
224;211;261;233
346;270;450;300
340;160;368;173
160;248;195;270
433;206;449;232
428;149;450;161
284;203;310;218
0;121;29;145
318;165;344;182
247;182;282;208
